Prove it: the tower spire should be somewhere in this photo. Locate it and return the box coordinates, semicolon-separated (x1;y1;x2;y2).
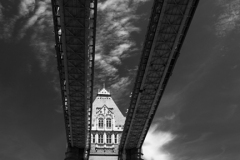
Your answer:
97;84;110;96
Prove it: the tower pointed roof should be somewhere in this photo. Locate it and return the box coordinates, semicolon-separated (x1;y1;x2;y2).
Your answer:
97;87;110;96
92;86;125;126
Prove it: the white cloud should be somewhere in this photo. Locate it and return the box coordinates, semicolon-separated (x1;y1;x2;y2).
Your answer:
164;113;176;120
110;77;132;102
0;2;3;22
19;0;54;72
95;0;150;81
215;0;240;37
0;17;18;40
19;0;52;38
95;53;118;77
111;77;131;90
96;42;134;71
0;0;37;40
94;0;151;105
98;0;130;12
0;3;19;40
0;0;53;71
110;43;132;57
19;0;36;16
142;124;175;160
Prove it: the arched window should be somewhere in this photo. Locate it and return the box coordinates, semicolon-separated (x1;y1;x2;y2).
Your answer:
99;118;103;128
107;134;111;144
99;134;103;143
106;118;111;128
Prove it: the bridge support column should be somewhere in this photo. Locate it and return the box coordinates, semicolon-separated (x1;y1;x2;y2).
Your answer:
125;148;143;160
64;146;84;160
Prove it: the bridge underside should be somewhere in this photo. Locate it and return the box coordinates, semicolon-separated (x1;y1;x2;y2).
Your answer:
52;0;97;159
119;0;199;159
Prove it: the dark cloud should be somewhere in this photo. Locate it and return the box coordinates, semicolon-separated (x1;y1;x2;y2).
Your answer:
1;0;240;160
144;1;240;159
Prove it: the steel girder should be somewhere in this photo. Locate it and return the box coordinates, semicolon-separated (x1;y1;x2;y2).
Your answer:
119;0;199;157
51;0;97;157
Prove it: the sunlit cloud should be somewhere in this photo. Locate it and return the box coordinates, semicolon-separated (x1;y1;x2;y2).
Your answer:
94;0;151;108
19;0;52;39
0;17;18;40
19;0;36;17
95;0;150;88
27;0;54;72
215;0;240;37
0;0;36;40
0;0;54;72
142;124;175;160
24;1;53;71
0;2;3;22
110;43;133;59
110;77;132;102
0;3;20;40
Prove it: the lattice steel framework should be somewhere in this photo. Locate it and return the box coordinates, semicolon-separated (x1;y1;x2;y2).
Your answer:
51;0;97;158
119;0;199;158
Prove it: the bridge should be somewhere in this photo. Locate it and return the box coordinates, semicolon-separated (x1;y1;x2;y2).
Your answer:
51;0;199;159
119;0;199;159
51;0;97;159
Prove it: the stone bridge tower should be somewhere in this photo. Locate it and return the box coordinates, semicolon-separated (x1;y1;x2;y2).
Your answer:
90;87;125;159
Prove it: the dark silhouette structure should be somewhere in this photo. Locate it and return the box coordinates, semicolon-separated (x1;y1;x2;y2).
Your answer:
51;0;199;159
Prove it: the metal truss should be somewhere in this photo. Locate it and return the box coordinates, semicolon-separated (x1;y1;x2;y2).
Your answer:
51;0;97;158
119;0;199;158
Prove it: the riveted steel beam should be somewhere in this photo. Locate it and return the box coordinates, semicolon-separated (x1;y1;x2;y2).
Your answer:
51;0;97;159
119;0;199;159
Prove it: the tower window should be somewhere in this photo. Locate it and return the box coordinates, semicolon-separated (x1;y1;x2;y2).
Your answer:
115;134;117;143
93;134;95;143
99;134;103;143
106;118;111;128
107;134;111;144
99;118;103;128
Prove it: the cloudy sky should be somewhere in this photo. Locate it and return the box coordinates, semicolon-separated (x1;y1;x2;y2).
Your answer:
0;0;240;160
